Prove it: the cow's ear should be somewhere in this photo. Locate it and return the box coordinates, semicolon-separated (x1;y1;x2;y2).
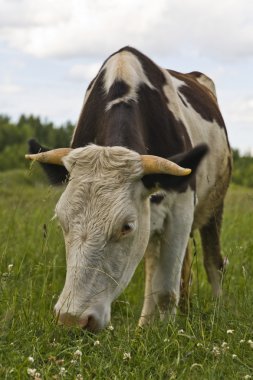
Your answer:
141;144;209;192
28;139;69;185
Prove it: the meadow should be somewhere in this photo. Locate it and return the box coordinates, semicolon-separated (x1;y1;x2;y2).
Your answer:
0;167;252;379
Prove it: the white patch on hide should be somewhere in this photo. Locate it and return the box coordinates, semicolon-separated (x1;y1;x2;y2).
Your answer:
104;50;155;111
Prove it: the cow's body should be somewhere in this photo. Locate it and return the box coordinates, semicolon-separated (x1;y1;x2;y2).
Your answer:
28;47;231;330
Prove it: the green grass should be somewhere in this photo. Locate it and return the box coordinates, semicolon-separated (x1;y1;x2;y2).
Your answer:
0;168;253;379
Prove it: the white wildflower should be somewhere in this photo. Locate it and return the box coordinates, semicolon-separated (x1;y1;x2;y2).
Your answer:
244;375;252;379
247;340;253;348
71;359;77;365
123;352;131;360
221;342;229;351
51;338;58;347
212;346;220;357
74;349;82;357
223;256;229;267
28;356;35;363
164;338;169;342
232;354;237;359
108;324;114;331
196;343;203;347
240;339;245;344
178;329;184;334
27;368;36;377
35;372;41;378
8;264;14;273
94;340;100;346
226;329;234;334
190;363;203;370
59;367;67;376
76;375;83;380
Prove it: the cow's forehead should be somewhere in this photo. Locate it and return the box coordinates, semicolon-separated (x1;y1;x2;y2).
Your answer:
63;144;143;182
56;145;145;219
56;169;143;232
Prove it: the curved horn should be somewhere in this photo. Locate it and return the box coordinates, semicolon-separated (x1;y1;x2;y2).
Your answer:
25;148;72;165
141;155;191;176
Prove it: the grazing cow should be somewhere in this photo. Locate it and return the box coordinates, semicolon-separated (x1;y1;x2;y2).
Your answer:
26;47;232;331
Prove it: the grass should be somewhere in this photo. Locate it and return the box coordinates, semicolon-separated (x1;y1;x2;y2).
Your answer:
0;168;253;379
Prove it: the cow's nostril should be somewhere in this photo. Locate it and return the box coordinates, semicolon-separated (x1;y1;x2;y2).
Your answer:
56;312;100;331
82;314;100;332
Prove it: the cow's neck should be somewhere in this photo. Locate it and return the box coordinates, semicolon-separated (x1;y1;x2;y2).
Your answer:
71;69;192;158
99;103;147;154
72;102;147;154
72;101;190;158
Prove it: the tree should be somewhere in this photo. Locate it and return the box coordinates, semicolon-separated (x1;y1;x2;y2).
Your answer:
0;114;74;171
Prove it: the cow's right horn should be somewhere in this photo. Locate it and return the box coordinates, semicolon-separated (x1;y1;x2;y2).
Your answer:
141;155;191;176
25;148;72;165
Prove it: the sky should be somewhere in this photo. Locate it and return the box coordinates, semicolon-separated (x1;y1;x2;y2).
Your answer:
0;0;252;152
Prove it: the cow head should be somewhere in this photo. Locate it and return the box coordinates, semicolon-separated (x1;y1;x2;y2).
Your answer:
26;144;202;331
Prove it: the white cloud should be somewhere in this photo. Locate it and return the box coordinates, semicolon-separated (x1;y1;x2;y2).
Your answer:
69;63;101;82
1;81;83;124
229;97;253;124
0;83;22;94
0;0;252;61
0;75;22;94
0;0;71;27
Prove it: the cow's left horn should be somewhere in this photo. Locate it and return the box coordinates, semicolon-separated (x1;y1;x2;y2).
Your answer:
141;155;191;176
25;148;72;165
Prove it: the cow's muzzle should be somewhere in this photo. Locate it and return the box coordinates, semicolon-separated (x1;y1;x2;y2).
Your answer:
55;304;111;332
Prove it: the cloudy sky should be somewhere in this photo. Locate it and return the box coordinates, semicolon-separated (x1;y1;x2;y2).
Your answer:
0;0;252;152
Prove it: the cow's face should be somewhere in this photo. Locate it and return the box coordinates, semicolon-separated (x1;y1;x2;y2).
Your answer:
54;145;151;331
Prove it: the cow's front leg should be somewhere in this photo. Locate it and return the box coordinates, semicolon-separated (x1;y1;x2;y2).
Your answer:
152;191;194;321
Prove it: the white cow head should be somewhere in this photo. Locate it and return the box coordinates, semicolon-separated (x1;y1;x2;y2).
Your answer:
26;144;192;331
55;145;151;331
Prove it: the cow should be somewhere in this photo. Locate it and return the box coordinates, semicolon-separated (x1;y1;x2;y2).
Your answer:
26;46;232;332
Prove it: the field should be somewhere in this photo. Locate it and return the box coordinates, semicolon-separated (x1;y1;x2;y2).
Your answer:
0;168;252;379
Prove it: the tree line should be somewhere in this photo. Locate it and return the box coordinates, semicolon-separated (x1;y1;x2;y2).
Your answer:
0;114;252;187
0;114;74;171
232;149;253;188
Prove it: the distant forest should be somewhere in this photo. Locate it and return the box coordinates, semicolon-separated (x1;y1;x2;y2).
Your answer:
0;114;74;172
0;114;253;187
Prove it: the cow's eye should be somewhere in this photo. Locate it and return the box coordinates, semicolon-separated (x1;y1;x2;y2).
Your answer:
121;222;135;236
